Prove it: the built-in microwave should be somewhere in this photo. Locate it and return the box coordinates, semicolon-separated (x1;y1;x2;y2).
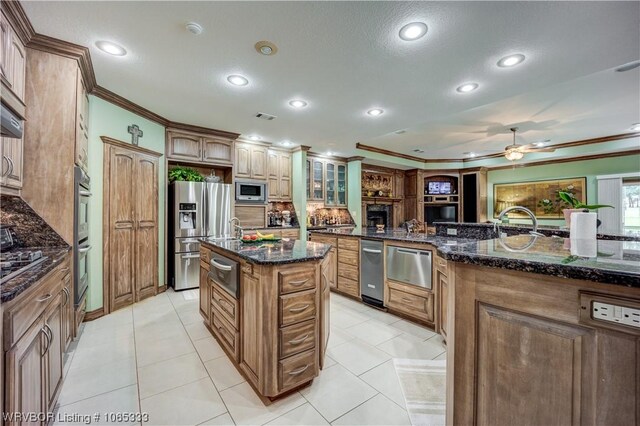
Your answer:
235;181;267;203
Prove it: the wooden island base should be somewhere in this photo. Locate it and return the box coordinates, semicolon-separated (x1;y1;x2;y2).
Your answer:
199;242;332;400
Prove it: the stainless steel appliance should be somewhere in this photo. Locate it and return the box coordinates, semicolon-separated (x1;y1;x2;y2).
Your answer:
1;103;23;139
235;180;267;204
169;181;232;290
208;252;239;298
0;227;47;284
360;239;384;307
74;166;91;306
386;246;432;289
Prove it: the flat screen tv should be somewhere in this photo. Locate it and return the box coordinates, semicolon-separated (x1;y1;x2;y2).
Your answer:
427;181;452;195
427;182;440;194
425;205;457;224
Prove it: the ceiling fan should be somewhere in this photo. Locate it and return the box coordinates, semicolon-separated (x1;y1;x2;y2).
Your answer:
502;127;556;161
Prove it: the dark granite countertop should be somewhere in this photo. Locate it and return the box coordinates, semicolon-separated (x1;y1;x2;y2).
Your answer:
200;238;331;265
309;227;477;249
438;235;640;287
1;246;71;303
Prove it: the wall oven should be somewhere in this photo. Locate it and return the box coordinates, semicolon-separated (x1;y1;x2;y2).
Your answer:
74;166;91;305
235;181;267;204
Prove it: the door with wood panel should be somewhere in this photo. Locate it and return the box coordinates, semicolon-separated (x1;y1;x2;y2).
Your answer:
109;147;136;310
267;150;279;199
202;137;232;165
134;152;158;302
235;143;251;179
250;146;267;180
167;133;201;162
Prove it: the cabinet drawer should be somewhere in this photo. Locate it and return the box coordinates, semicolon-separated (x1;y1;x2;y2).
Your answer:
211;286;239;329
280;290;316;326
339;249;359;266
200;247;211;263
278;348;317;391
279;319;316;359
338;238;359;251
387;284;433;322
279;269;316;295
435;256;447;274
212;312;239;362
337;276;359;298
4;267;63;350
338;262;358;281
310;235;337;247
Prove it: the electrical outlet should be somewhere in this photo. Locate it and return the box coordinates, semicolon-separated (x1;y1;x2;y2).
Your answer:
592;302;640;329
446;228;457;236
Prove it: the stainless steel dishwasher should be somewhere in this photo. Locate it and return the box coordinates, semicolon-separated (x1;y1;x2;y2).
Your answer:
386;246;432;289
360;239;384;307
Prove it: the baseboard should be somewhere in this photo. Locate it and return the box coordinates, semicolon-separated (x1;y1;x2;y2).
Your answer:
157;285;167;294
84;307;105;322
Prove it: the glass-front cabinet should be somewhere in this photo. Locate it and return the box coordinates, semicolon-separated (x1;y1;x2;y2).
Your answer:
306;159;324;201
326;162;335;205
337;164;347;206
306;157;347;205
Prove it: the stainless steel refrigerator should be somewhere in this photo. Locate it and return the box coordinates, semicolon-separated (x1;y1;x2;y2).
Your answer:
169;181;232;290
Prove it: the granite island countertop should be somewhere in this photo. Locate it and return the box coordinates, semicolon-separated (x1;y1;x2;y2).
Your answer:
309;227;477;249
200;238;331;265
1;246;71;303
438;235;640;287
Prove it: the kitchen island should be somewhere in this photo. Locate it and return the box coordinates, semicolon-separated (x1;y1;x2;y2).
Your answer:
198;238;332;400
438;235;640;425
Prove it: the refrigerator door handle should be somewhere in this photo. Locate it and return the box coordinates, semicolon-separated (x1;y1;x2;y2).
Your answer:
202;184;208;237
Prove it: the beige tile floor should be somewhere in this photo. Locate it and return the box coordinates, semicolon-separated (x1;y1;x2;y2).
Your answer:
55;288;446;426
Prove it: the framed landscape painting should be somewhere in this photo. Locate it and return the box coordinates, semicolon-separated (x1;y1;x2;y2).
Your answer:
493;177;587;219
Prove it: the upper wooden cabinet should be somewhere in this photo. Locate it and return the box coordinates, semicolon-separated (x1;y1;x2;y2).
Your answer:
0;9;26;107
75;69;89;173
166;129;234;166
235;142;268;180
1;134;23;190
267;149;291;201
306;156;347;205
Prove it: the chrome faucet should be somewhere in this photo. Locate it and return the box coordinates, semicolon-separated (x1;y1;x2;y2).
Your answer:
229;217;243;240
494;206;544;238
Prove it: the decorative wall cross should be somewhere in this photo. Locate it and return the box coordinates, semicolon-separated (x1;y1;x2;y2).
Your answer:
128;124;143;145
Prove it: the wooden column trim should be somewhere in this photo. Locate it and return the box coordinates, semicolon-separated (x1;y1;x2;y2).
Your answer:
100;136;163;157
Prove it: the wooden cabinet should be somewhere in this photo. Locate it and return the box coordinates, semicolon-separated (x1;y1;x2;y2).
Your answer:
435;257;448;343
199;248;210;322
103;139;161;312
61;269;73;352
325;161;347;206
308;159;324;201
235;142;267;180
166;129;234;166
1;135;23;190
43;293;64;410
1;9;26;105
320;249;334;369
336;237;360;298
267;149;291;201
234;205;266;228
74;69;89;172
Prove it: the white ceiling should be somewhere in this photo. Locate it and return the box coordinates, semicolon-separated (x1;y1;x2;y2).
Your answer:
22;1;640;161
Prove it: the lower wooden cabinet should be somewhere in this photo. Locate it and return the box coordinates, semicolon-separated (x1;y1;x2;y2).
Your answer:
319;251;333;369
435;257;448;342
386;280;434;324
43;292;64;411
199;261;210;322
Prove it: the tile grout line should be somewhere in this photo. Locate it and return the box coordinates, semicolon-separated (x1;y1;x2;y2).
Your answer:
327;391;381;425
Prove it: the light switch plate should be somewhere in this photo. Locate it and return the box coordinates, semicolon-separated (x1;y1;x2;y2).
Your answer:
446;228;457;236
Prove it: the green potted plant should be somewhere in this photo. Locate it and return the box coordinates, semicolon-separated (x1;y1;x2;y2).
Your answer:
558;191;613;227
168;166;205;182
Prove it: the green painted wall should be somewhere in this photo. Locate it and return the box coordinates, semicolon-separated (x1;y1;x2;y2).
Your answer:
291;150;308;240
347;160;362;228
87;96;166;311
487;154;640;225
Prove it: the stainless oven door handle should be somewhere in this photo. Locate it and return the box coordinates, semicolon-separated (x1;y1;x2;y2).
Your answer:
181;254;200;259
182;239;199;244
78;245;92;253
211;259;232;271
79;190;93;197
362;248;382;254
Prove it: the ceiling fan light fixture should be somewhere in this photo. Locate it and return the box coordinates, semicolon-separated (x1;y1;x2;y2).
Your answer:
505;149;524;161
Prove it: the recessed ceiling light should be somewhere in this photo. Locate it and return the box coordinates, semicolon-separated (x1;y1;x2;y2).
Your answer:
185;22;203;35
497;54;525;68
456;83;479;93
394;129;407;135
630;123;640;131
533;139;550;147
367;108;384;116
288;99;308;108
255;41;278;56
412;148;425;153
95;41;127;56
280;140;293;147
227;75;249;86
248;135;261;141
399;22;428;41
326;151;333;156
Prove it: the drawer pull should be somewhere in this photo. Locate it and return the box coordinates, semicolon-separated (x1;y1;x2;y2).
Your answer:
62;287;70;307
40;328;50;356
288;334;309;346
211;259;232;272
288;364;310;376
217;297;234;316
289;279;309;287
401;297;415;303
36;293;52;303
288;304;310;313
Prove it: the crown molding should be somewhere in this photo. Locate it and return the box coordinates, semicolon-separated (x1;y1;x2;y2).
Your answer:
307;151;348;162
93;85;166;125
346;156;366;163
27;33;97;92
1;0;35;45
168;122;239;140
101;136;163;157
489;148;640;171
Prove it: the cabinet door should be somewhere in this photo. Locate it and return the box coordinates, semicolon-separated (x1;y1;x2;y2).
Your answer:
75;70;89;172
437;271;448;341
306;160;311;199
199;264;209;321
167;133;202;162
325;162;335;205
0;11;11;83
9;29;25;101
6;316;46;426
62;274;73;351
235;143;251;179
134;153;159;302
44;293;64;411
312;160;324;200
250;145;267;180
319;249;334;369
267;151;279;199
202;137;232;165
3;134;23;189
109;147;137;311
336;164;347;206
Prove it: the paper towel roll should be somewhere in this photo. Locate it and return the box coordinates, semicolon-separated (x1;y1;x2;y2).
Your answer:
570;238;597;257
570;212;597;240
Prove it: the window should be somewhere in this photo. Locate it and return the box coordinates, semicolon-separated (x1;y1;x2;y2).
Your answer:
623;179;640;237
